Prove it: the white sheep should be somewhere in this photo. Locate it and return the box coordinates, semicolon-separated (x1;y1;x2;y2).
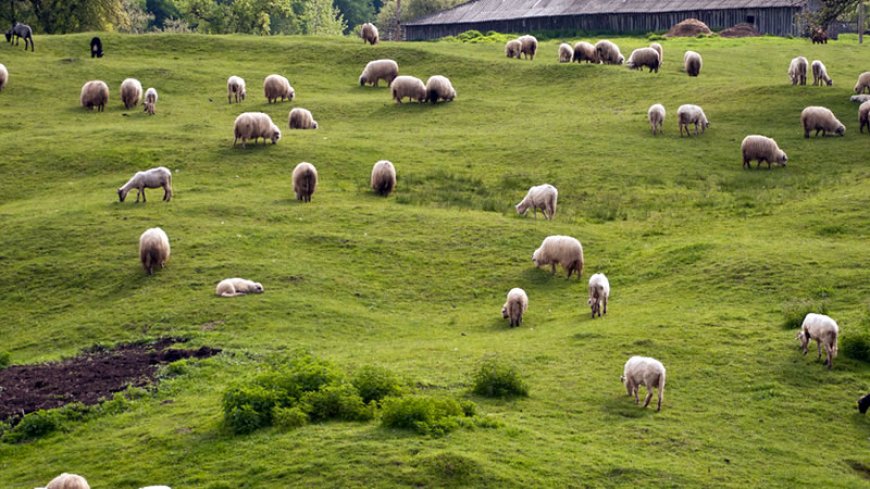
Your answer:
371;160;396;196
425;75;456;103
505;39;522;59
854;71;870;94
118;166;172;203
621;356;666;411
649;42;663;65
741;135;788;169
0;63;7;91
796;313;839;369
233;112;280;147
139;227;170;275
227;75;246;103
359;59;399;87
515;184;557;220
558;43;573;63
648;103;665;135
120;78;143;109
143;87;158;115
684;50;702;77
518;35;538;60
80;80;109;112
572;41;597;63
253;112;281;144
532;235;584;279
587;273;609;318
360;22;379;45
801;106;845;138
293;162;318;202
595;40;624;65
788;56;808;85
45;473;90;489
390;75;426;104
859;100;870;134
264;74;294;103
216;278;264;298
288;108;318;129
501;288;528;327
677;104;709;136
626;47;660;73
811;60;833;86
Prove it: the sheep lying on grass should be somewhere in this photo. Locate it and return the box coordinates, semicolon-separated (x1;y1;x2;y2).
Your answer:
390;75;426;103
44;473;90;489
648;103;665;135
501;288;528;327
227;75;246;103
677;104;709;136
532;235;584;279
558;43;573;63
289;108;318;129
788;56;808;86
621;356;666;411
684;50;702;77
811;60;832;86
120;78;142;109
587;273;609;318
515;184;557;220
216;278;264;297
801;106;845;138
371;160;396;196
264;74;294;103
796;313;839;369
80;80;109;112
360;23;379;45
741;135;787;169
143;87;158;115
293;162;318;202
139;227;170;275
572;41;597;63
359;59;399;87
118;166;172;203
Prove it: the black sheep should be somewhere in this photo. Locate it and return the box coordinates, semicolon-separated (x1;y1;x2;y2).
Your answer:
90;36;103;58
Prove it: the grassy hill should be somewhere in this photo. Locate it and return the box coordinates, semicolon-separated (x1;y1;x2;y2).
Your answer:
0;32;868;488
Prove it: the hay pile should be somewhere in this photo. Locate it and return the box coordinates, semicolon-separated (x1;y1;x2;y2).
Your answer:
720;23;761;38
666;18;712;37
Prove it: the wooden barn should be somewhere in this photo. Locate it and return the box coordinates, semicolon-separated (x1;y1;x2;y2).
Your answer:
403;0;808;40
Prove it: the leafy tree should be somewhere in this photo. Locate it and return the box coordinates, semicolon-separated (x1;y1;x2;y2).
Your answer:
145;0;180;29
300;0;346;35
799;0;863;32
333;0;375;31
14;0;126;33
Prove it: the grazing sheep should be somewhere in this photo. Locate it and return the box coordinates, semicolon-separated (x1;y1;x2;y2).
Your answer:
288;108;318;129
515;184;557;220
595;40;624;65
801;106;845;138
505;39;522;59
264;74;294;103
390;75;426;103
518;35;538;60
558;43;573;63
854;72;870;94
587;272;610;319
90;36;103;58
621;356;666;411
649;42;663;65
120;78;143;109
227;75;246;103
0;63;7;91
684;50;702;77
810;27;828;44
626;47;660;73
253;112;281;145
143;87;158;115
811;60;833;86
572;41;597;63
5;22;33;51
796;313;839;369
740;135;788;169
45;473;90;489
532;235;584;279
216;278;264;298
233;112;280;147
293;162;318;202
501;288;528;327
788;56;808;85
859;393;870;414
648;103;665;135
677;104;709;136
359;59;399;87
370;160;396;196
360;22;379;45
859;101;870;134
139;227;170;275
118;166;172;203
80;80;109;112
425;75;456;103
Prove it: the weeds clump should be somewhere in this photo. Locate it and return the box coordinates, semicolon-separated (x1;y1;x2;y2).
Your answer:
380;395;474;436
0;351;9;370
352;365;404;404
471;357;529;398
781;299;828;329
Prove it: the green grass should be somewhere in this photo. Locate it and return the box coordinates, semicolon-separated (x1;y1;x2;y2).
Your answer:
0;32;869;487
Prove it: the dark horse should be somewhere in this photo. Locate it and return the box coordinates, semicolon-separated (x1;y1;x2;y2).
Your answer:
90;36;103;58
5;22;34;51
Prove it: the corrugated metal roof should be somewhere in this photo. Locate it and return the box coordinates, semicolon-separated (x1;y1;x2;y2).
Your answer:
406;0;803;26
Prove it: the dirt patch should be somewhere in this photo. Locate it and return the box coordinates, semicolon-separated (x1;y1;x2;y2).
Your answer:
720;23;761;38
0;338;220;422
666;18;712;38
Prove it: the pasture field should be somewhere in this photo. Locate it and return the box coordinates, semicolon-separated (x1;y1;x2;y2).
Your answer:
0;32;868;488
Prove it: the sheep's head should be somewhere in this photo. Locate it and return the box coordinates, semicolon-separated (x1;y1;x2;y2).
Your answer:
515;202;529;215
619;375;626;384
501;305;509;319
270;125;281;144
859;393;870;414
288;88;295;101
616;54;625;65
239;89;246;101
835;125;845;136
252;282;264;294
777;151;788;166
532;249;542;267
359;75;367;86
825;78;833;86
796;330;809;352
117;188;127;202
312;120;318;129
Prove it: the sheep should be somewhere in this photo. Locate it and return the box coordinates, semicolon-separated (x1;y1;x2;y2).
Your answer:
532;235;584;279
253;112;281;144
120;78;143;109
620;356;666;412
0;63;7;91
515;184;557;220
233;112;281;147
788;56;808;85
227;75;246;103
505;39;522;59
796;313;839;369
139;227;170;275
811;60;833;86
501;288;528;327
859;393;870;414
264;74;294;103
572;41;597;63
45;473;90;489
801;106;845;138
370;160;396;196
626;47;660;73
648;103;665;135
425;75;456;103
216;278;264;298
649;42;663;65
518;35;538;60
118;166;172;203
684;50;702;77
5;22;34;51
390;75;426;104
143;87;158;115
80;80;109;112
558;43;573;63
741;135;788;169
595;40;624;65
859;100;870;134
854;72;870;94
587;273;609;318
360;22;379;45
293;162;318;202
677;104;709;136
359;59;399;87
288;108;318;129
90;36;103;58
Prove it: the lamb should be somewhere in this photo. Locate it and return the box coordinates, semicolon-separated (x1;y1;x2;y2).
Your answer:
5;22;34;51
288;108;318;129
741;135;788;169
359;59;399;87
788;56;808;85
648;103;665;135
44;473;90;489
139;227;170;275
532;235;584;279
811;60;833;86
572;41;597;63
854;72;870;94
649;42;663;65
264;74;294;103
292;162;318;202
143;87;158;115
227;75;246;103
120;78;143;109
796;313;839;369
118;166;172;203
370;160;396;196
677;104;709;136
425;75;456;103
360;22;379;45
515;184;557;220
233;112;281;147
518;35;538;60
216;278;264;298
801;106;845;138
859;100;870;134
501;288;528;327
80;80;109;112
0;63;6;91
390;75;426;103
90;36;103;58
505;39;522;59
859;393;870;414
620;356;666;411
626;47;660;73
684;50;702;77
558;43;573;63
587;273;609;318
595;40;624;65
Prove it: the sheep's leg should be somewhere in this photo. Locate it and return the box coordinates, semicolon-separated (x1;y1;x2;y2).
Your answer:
643;390;653;408
603;298;607;315
817;340;822;360
656;387;663;411
634;387;640;404
550;264;556;274
141;189;147;203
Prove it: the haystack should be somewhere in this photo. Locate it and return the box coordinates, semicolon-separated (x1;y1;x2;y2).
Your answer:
666;18;712;37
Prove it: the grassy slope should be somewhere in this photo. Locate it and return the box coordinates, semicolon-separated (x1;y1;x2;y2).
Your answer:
0;32;868;488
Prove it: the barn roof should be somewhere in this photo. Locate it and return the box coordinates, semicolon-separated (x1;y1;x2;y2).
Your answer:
405;0;804;26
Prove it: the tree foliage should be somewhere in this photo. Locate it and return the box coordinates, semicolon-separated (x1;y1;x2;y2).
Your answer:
799;0;863;33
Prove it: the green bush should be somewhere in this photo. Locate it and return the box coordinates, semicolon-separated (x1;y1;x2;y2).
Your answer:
842;333;870;363
781;300;828;329
471;357;529;398
300;383;373;422
273;406;308;430
0;351;9;370
222;385;278;434
2;410;63;443
352;365;403;404
380;395;470;436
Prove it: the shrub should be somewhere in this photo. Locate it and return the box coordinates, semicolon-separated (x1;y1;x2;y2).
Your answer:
352;365;403;404
2;410;63;443
380;395;470;436
421;452;480;480
301;383;373;422
222;385;278;434
286;354;344;393
273;406;308;430
0;351;9;370
471;357;529;398
842;333;870;363
781;300;828;329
